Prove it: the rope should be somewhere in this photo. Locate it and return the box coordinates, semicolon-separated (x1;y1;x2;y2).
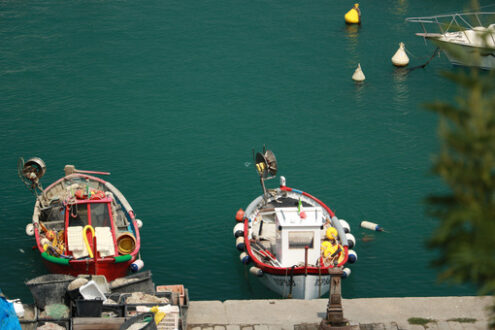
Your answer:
318;265;322;297
406;47;440;72
282;267;289;298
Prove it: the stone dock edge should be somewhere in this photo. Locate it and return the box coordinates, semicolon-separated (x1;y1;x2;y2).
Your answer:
186;296;493;330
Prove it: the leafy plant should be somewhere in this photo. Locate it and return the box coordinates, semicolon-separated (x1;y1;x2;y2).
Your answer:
408;317;436;326
424;53;495;328
447;317;476;323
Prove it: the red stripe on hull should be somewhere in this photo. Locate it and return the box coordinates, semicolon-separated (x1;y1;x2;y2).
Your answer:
42;257;135;281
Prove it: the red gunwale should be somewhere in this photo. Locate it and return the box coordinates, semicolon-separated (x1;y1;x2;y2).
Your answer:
244;186;349;276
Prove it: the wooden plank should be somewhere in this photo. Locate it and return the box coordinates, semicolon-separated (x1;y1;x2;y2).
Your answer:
72;317;126;330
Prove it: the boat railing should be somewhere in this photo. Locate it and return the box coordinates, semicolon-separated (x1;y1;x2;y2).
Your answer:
406;12;495;48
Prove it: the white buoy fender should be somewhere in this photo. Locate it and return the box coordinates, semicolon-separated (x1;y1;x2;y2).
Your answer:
339;219;350;233
361;221;383;231
342;267;351;279
352;63;365;82
130;259;144;272
25;223;34;236
235;237;245;251
136;219;143;229
233;223;244;238
347;250;358;264
391;42;410;67
249;266;263;277
345;233;356;249
240;252;250;264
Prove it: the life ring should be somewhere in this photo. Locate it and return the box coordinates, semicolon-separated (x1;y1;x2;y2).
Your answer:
90;190;106;200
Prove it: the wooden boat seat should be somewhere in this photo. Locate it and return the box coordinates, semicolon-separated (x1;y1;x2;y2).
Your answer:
95;227;115;257
67;226;89;259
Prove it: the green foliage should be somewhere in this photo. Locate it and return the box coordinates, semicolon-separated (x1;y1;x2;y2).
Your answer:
447;317;477;323
408;317;436;326
425;66;495;327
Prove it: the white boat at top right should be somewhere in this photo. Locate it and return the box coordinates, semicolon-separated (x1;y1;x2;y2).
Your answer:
406;11;495;70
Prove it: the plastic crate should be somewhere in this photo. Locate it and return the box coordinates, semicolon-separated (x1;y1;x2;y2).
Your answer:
74;299;103;317
36;319;70;329
121;312;157;330
109;270;154;294
76;275;110;294
156;285;184;305
120;291;172;306
79;280;107;301
157;308;180;330
101;303;125;318
125;305;180;330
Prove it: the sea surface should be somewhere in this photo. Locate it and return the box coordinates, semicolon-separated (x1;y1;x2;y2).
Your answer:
0;0;492;302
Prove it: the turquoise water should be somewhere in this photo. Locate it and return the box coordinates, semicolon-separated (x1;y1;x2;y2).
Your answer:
0;0;489;302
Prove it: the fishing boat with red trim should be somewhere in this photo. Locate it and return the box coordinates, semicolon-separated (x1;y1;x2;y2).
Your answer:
234;148;357;299
18;157;144;281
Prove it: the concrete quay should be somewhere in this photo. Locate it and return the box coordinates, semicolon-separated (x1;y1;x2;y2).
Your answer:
186;296;493;330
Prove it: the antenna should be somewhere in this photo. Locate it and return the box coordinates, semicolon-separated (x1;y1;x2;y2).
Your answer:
253;147;278;199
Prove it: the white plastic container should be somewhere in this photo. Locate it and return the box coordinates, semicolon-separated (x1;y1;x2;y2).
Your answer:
78;280;107;301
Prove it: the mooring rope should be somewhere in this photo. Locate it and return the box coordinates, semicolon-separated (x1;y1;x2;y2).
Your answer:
406;47;440;72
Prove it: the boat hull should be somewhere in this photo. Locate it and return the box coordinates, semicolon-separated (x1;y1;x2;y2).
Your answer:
259;272;331;299
41;256;135;282
241;186;351;299
433;39;495;70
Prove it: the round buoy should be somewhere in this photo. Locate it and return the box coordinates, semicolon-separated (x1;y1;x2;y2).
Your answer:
130;259;144;272
391;42;409;67
347;249;358;264
361;221;383;231
235;208;245;222
345;233;356;249
352;63;365;82
236;237;245;251
240;252;250;264
233;223;244;238
344;3;361;24
136;219;143;228
249;266;263;277
342;267;351;278
339;219;350;233
25;223;34;236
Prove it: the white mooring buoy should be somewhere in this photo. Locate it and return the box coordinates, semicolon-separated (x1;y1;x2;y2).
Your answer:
391;42;409;67
361;220;384;231
352;63;365;82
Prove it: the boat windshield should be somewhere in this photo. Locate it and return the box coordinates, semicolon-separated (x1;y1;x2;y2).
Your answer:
68;202;112;228
90;203;111;227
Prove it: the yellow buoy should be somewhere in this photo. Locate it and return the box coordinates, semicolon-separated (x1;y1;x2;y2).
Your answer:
352;63;365;82
391;42;410;67
345;4;361;24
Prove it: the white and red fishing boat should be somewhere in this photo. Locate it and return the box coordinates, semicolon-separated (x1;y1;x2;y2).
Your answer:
234;148;357;299
19;157;144;281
